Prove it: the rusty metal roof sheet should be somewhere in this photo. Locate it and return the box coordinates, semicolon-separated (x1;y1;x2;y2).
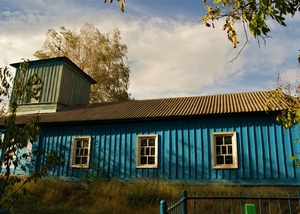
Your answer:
0;91;287;124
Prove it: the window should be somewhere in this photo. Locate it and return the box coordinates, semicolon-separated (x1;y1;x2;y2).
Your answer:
70;136;91;168
136;134;158;168
212;132;238;169
0;133;32;166
25;142;32;164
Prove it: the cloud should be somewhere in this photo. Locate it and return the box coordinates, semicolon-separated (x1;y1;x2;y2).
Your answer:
0;0;298;100
120;17;240;98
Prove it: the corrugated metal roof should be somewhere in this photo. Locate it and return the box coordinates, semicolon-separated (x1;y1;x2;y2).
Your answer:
0;91;288;125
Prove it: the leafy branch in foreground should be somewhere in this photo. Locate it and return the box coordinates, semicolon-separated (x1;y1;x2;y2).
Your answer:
201;0;299;61
104;0;299;62
0;60;65;209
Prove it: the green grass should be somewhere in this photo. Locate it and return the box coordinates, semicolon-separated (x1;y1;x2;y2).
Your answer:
1;178;300;214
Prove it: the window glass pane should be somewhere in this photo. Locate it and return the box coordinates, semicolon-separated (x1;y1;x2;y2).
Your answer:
140;148;144;155
225;156;233;164
80;149;84;156
82;157;87;164
76;149;80;156
141;139;147;146
228;146;232;154
83;140;89;147
76;141;82;148
148;157;155;164
75;157;81;164
216;156;224;164
140;156;147;164
221;146;227;155
146;147;149;155
224;136;232;145
84;149;89;156
216;137;223;145
216;146;221;155
149;139;155;146
150;147;155;155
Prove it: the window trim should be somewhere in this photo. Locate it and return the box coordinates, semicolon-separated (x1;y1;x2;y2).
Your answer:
25;142;32;164
136;134;158;169
212;132;238;169
70;136;91;168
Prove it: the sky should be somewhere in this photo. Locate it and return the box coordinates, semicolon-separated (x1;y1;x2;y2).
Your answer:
0;0;299;101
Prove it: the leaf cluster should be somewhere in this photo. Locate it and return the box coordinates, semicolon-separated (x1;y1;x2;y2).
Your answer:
266;88;300;128
201;0;300;48
0;67;13;104
269;72;300;126
103;0;126;12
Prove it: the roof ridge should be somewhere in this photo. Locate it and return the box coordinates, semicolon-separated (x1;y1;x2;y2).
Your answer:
134;91;270;101
6;91;285;125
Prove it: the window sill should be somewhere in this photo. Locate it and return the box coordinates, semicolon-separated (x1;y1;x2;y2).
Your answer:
70;165;89;169
213;165;238;169
136;165;158;169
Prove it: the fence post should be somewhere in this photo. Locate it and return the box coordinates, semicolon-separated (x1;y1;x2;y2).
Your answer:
182;190;187;214
160;200;167;214
245;204;256;214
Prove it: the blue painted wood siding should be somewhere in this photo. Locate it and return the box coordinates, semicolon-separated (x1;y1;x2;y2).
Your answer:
0;129;37;175
39;114;300;184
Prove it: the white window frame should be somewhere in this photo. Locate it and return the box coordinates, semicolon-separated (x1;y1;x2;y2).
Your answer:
25;142;32;164
70;136;91;168
0;132;32;166
212;132;238;169
136;134;158;168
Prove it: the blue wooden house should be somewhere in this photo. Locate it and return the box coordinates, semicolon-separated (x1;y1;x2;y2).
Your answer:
1;57;299;185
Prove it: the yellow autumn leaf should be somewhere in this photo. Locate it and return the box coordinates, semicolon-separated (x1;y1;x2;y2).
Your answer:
119;0;125;12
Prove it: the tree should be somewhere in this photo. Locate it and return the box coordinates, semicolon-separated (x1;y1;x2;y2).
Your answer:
0;61;64;209
34;23;131;103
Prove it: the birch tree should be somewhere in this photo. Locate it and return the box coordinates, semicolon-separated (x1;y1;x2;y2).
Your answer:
34;23;131;103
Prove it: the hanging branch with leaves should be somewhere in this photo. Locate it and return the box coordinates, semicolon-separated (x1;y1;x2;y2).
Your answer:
0;60;65;209
200;0;299;62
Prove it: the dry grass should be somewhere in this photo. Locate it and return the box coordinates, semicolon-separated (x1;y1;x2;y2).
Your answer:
2;178;300;214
